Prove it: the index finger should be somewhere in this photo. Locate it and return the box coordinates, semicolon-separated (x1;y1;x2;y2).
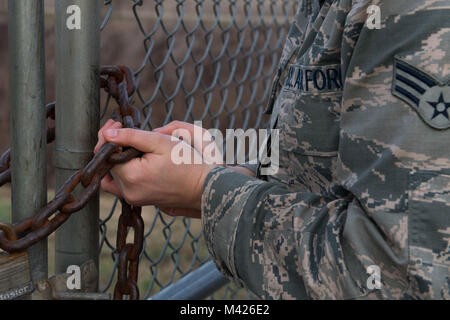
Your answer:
103;128;175;154
94;120;122;154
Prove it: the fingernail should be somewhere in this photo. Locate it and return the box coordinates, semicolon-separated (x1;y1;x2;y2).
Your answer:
105;129;118;138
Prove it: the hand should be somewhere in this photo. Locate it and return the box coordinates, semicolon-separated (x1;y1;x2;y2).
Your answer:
152;121;256;217
152;121;222;217
95;121;214;218
155;121;256;177
154;121;224;165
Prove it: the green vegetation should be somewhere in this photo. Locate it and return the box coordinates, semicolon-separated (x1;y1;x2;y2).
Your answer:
0;188;11;222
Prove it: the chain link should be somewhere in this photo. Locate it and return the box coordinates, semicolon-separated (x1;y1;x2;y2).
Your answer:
114;200;144;300
0;0;298;300
97;0;298;300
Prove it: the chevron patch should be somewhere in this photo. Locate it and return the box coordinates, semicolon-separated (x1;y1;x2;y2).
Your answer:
392;57;450;130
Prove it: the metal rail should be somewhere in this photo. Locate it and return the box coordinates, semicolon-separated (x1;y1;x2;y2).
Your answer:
8;0;47;284
54;0;101;280
149;261;229;300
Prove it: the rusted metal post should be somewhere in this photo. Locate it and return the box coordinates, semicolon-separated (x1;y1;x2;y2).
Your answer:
8;0;48;283
54;0;101;286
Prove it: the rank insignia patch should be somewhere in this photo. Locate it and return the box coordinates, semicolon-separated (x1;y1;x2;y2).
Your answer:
392;57;450;130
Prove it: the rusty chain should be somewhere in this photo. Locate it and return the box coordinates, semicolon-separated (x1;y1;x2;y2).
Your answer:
114;200;144;300
0;65;144;300
0;103;55;186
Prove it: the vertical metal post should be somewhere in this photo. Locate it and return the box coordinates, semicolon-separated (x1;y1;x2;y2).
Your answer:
54;0;100;285
8;0;47;283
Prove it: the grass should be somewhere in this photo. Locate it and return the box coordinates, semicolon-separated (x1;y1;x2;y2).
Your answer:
0;188;10;222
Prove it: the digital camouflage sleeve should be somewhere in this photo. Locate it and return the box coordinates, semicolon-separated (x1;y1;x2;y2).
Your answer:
201;0;450;299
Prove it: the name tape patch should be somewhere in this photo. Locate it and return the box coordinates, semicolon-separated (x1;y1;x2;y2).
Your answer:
282;64;343;94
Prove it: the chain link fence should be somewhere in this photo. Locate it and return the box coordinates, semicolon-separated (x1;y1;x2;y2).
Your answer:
96;0;298;299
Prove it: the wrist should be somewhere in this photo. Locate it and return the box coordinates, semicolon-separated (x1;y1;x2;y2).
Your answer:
190;164;215;210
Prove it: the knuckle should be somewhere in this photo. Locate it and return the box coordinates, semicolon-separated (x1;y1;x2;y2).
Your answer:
123;191;136;205
124;170;138;184
120;128;133;140
151;132;164;144
170;120;185;130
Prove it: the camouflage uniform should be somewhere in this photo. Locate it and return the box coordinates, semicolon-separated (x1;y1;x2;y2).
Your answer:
201;0;450;299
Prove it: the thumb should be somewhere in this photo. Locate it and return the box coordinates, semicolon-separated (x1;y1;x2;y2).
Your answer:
103;128;171;153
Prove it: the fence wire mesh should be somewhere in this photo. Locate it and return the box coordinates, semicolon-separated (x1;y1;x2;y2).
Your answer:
98;0;299;299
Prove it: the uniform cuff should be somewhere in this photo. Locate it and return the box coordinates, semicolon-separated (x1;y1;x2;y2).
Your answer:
201;166;264;283
234;163;258;175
